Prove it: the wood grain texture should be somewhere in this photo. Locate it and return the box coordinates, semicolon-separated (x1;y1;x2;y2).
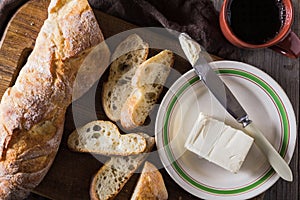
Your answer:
0;0;49;97
0;0;298;200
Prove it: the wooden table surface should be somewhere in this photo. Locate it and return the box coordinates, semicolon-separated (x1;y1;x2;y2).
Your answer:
0;0;298;200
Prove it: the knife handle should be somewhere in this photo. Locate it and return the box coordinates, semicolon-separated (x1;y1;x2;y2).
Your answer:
244;123;293;182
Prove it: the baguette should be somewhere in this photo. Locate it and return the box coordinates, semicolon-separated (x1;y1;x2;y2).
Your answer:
90;133;155;200
67;120;146;156
102;34;149;122
120;50;174;129
131;161;168;200
0;0;108;198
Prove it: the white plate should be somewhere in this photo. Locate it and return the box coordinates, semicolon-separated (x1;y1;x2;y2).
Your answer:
155;61;296;200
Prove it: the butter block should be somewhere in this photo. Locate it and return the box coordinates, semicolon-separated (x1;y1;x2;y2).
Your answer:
184;113;254;173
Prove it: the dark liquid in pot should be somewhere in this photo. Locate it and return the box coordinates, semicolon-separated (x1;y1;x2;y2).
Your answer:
227;0;286;45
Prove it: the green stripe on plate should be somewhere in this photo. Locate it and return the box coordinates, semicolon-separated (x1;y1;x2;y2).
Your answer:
216;69;289;156
163;68;289;194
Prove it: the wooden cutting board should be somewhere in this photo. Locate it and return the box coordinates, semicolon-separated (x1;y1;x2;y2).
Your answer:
0;0;264;199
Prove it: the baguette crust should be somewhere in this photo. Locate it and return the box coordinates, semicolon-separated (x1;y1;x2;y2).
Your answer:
90;133;155;200
120;50;174;129
102;34;149;122
131;161;168;200
0;0;106;198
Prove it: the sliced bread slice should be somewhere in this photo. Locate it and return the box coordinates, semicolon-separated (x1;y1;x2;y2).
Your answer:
67;120;146;156
131;161;168;200
102;34;149;122
90;133;155;200
120;50;174;129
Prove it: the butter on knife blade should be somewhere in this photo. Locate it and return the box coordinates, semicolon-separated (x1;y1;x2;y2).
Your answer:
179;33;201;66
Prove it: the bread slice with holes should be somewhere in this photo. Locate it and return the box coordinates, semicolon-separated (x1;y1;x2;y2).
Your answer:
102;34;149;122
120;50;174;129
90;133;155;200
131;161;168;200
67;120;146;156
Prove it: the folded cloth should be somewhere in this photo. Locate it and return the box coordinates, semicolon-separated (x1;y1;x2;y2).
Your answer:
89;0;236;58
0;0;236;58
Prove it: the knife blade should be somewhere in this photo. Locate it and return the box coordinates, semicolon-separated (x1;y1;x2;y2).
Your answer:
194;55;251;125
179;33;293;181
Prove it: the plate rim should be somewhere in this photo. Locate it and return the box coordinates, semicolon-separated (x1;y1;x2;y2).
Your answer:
155;60;297;199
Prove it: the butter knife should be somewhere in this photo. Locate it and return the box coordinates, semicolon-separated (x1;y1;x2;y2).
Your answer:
179;33;293;181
